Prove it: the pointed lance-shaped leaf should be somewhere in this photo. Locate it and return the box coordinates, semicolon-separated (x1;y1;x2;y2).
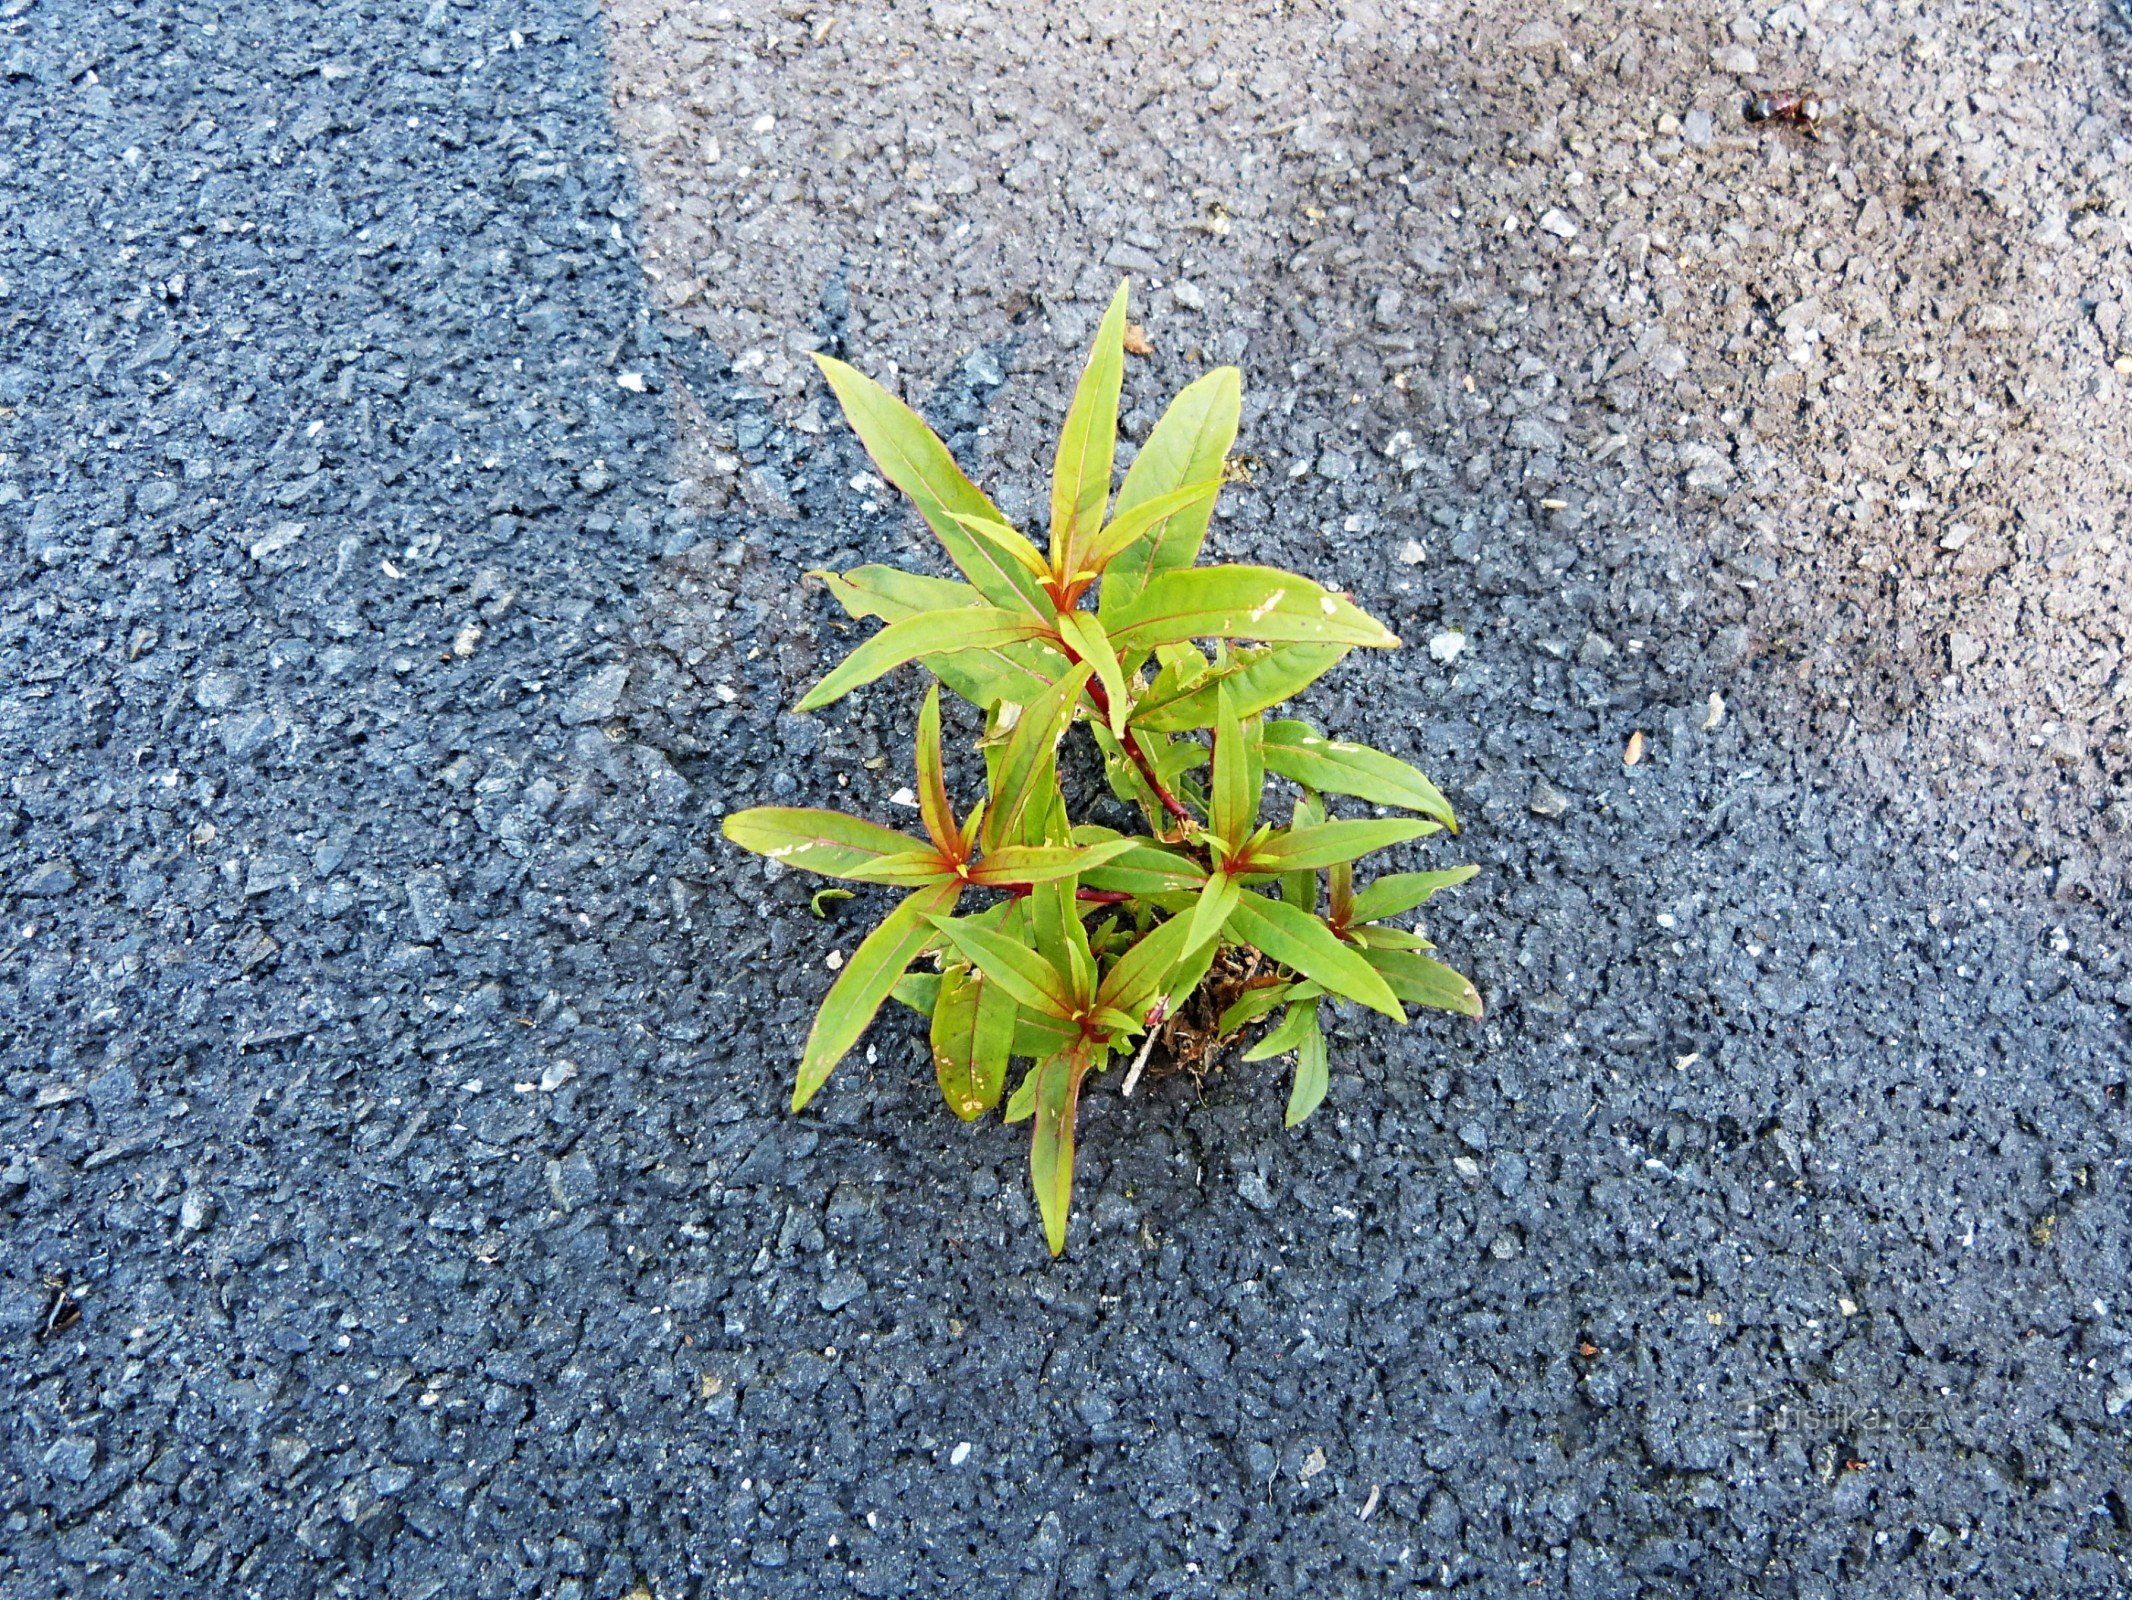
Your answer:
1285;1006;1329;1128
1242;997;1320;1061
948;510;1051;585
839;848;958;886
1100;365;1241;618
813;564;1061;709
1184;870;1243;956
1106;565;1400;658
931;963;1016;1121
1360;947;1485;1017
965;838;1135;887
1242;818;1441;875
793;880;963;1111
1223;890;1406;1022
1278;791;1322;921
1216;978;1315;1036
1259;720;1457;830
1094;910;1204;1021
925;914;1079;1020
1075;833;1209;897
1029;1046;1092;1256
1079;479;1223;577
1209;682;1261;852
913;685;957;856
980;663;1094;853
723;806;936;881
1053;608;1131;739
796;606;1057;713
1132;641;1347;732
812;355;1050;617
1346;865;1481;926
1049;282;1131;572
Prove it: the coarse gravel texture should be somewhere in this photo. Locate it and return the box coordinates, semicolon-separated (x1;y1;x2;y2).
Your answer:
2;1;2130;1600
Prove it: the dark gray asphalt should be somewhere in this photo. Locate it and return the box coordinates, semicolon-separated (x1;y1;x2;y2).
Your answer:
2;2;2128;1598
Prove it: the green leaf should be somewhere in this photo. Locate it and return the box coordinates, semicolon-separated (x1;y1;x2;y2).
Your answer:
1278;791;1321;922
1241;998;1321;1061
841;848;957;886
1003;1064;1040;1122
931;964;1015;1121
1346;865;1481;926
1094;911;1202;1021
1223;890;1405;1021
1080;479;1223;576
966;839;1135;887
1347;924;1434;951
1106;565;1401;657
810;886;855;918
914;685;956;855
1361;948;1485;1016
1100;366;1241;618
1285;1006;1329;1128
723;806;933;881
1327;856;1353;931
1162;932;1223;1023
1030;877;1096;1007
926;914;1078;1020
1029;1047;1091;1256
797;607;1057;713
948;510;1051;584
813;355;1050;617
1050;283;1130;572
1243;818;1440;874
793;880;963;1111
1185;871;1243;956
1259;721;1458;829
1228;977;1304;1041
814;565;1060;709
1053;609;1131;738
1075;833;1209;896
980;663;1094;854
1131;641;1347;732
1011;1009;1079;1062
1209;684;1261;851
890;971;941;1016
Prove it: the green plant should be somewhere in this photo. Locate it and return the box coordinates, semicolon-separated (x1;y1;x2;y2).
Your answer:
722;283;1481;1254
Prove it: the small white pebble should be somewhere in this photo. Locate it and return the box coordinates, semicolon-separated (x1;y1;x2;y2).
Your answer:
459;1078;484;1094
1396;539;1426;566
1839;1297;1859;1317
949;1441;971;1466
1701;690;1726;731
1428;629;1466;663
616;371;647;393
825;949;845;971
888;787;919;809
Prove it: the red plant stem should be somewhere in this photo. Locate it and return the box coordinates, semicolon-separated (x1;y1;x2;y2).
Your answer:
1058;632;1197;828
997;884;1134;906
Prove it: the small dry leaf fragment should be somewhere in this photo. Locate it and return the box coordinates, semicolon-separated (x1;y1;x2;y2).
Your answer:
1298;1446;1327;1481
1122;323;1154;357
1577;1341;1600;1358
1359;1484;1381;1521
1702;690;1726;731
1623;729;1646;766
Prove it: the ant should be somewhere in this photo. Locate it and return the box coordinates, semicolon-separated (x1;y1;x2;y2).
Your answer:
1744;89;1825;138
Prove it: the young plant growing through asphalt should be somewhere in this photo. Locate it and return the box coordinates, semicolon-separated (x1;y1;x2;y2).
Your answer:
723;283;1481;1255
